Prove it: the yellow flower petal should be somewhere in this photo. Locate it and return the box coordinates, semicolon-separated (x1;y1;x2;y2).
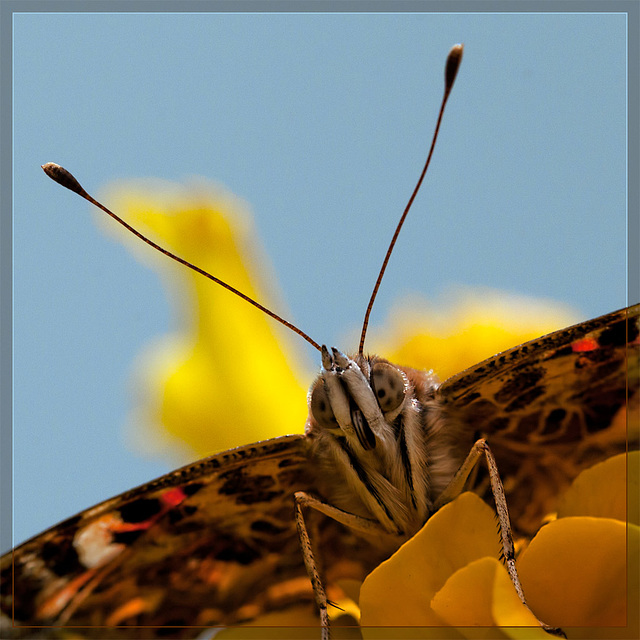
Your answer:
359;453;638;636
99;181;309;458
557;451;637;523
517;517;633;627
431;556;544;632
360;493;501;628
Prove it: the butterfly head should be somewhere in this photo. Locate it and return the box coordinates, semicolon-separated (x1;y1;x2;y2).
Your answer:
307;347;409;451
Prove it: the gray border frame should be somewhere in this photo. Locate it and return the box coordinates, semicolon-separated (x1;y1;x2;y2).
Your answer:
2;0;638;636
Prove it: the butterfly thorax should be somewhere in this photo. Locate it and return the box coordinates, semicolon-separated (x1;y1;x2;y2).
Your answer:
304;347;462;537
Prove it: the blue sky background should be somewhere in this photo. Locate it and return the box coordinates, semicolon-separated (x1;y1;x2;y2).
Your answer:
11;12;627;548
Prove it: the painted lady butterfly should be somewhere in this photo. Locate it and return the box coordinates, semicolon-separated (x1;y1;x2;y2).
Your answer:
2;44;637;638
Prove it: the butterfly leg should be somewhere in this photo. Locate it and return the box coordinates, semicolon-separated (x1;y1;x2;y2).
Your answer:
294;491;387;640
435;438;566;638
294;493;330;640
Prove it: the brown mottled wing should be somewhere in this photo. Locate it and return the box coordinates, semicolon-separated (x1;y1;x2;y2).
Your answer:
1;435;371;638
438;304;639;534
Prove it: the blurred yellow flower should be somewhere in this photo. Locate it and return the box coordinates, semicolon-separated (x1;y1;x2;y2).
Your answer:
98;180;309;459
369;290;578;381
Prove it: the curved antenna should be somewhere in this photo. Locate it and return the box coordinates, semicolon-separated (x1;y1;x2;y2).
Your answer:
42;162;322;352
358;44;464;355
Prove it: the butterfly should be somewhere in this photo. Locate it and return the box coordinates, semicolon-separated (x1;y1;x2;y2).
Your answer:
2;44;637;638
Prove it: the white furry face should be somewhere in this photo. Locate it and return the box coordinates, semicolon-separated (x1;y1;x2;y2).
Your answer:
308;347;409;451
305;348;459;536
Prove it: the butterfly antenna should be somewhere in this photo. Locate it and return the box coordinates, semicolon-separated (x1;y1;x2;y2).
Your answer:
358;44;463;355
41;162;322;352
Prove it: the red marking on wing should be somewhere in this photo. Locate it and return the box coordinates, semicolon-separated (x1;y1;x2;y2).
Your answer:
161;486;187;507
112;488;188;532
571;337;598;352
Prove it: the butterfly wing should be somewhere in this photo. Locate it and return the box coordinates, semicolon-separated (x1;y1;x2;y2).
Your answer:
7;308;637;635
2;435;356;637
438;304;639;534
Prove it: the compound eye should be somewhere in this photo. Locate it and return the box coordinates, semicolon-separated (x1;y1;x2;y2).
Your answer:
371;363;406;413
309;379;338;429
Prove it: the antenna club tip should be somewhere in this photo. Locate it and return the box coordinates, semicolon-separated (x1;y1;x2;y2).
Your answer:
445;43;464;92
42;162;86;197
41;161;60;173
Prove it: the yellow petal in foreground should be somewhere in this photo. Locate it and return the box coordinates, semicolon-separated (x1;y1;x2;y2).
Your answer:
556;451;637;524
98;182;309;458
360;492;501;628
431;556;544;633
517;517;634;628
